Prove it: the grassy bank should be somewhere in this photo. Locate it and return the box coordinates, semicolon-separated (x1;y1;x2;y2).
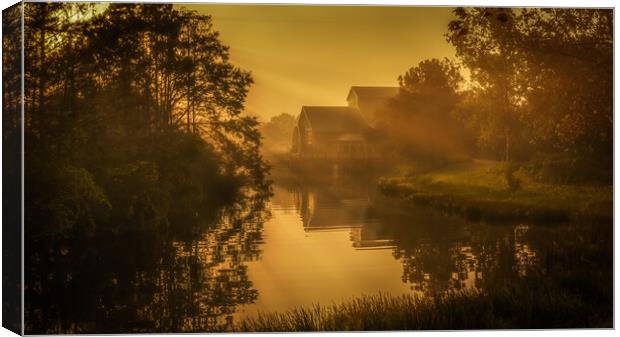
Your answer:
237;282;612;331
378;160;612;224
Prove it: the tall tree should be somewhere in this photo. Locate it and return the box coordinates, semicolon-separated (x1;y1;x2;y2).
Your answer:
447;8;521;161
516;9;612;161
377;58;468;160
22;2;269;237
447;7;612;168
21;6;271;331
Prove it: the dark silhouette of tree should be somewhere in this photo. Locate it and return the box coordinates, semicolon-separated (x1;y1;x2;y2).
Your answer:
447;8;522;162
18;3;271;333
2;4;24;334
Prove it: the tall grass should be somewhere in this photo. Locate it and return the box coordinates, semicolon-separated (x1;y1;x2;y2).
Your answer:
237;284;612;331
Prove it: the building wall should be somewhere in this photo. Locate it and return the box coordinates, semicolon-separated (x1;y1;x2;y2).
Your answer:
293;115;313;156
293;107;375;160
335;140;371;159
298;135;372;160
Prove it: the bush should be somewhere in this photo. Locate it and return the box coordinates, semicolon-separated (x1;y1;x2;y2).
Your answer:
504;162;521;192
528;155;612;185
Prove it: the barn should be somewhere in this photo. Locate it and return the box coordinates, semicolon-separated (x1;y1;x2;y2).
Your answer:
291;86;398;160
291;106;374;160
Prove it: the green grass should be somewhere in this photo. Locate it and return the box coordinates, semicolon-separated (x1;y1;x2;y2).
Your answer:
378;160;612;224
237;283;612;331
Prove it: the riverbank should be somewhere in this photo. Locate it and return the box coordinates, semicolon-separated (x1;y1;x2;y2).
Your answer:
377;160;612;224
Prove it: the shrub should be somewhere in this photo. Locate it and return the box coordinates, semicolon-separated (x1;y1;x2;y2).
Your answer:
504;162;521;192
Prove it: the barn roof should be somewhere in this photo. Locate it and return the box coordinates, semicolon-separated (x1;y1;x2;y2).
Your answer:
300;106;369;133
346;86;400;101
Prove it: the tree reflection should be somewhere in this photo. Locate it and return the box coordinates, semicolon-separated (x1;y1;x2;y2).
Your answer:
385;201;611;299
278;168;611;306
283;172;549;296
25;191;271;334
390;215;540;295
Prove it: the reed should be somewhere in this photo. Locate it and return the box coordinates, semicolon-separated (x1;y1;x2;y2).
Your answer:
237;281;612;331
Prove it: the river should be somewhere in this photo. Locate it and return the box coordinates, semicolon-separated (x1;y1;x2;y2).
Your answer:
236;172;542;319
24;168;612;333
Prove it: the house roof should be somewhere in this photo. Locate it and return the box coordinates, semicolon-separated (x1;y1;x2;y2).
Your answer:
300;106;369;133
346;86;400;101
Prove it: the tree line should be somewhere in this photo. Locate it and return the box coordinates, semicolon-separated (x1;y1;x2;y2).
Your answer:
3;3;270;238
377;8;612;183
2;3;273;332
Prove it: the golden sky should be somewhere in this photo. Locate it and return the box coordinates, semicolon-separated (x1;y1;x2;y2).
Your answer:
181;5;457;120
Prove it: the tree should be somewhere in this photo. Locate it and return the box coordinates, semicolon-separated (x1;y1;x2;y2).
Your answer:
77;4;265;187
376;58;469;161
20;4;271;332
21;2;269;239
447;8;521;162
446;8;612;171
516;9;612;161
3;5;24;333
261;113;297;154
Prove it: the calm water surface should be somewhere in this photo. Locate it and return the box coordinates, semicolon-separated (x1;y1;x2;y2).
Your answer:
235;172;546;319
25;169;612;333
236;184;412;319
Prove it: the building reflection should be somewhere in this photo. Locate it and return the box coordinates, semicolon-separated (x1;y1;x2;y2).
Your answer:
291;174;396;250
288;174;548;296
350;224;395;250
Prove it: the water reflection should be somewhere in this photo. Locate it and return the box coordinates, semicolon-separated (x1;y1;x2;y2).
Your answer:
25;192;270;334
25;169;612;332
235;173;411;318
247;169;611;309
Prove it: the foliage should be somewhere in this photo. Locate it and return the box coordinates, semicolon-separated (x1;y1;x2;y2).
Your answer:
10;4;273;332
2;5;24;333
524;154;612;185
261;113;297;154
504;161;521;192
16;3;269;239
446;8;612;176
376;58;472;163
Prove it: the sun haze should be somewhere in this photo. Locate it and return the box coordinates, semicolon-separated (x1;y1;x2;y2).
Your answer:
180;5;457;120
